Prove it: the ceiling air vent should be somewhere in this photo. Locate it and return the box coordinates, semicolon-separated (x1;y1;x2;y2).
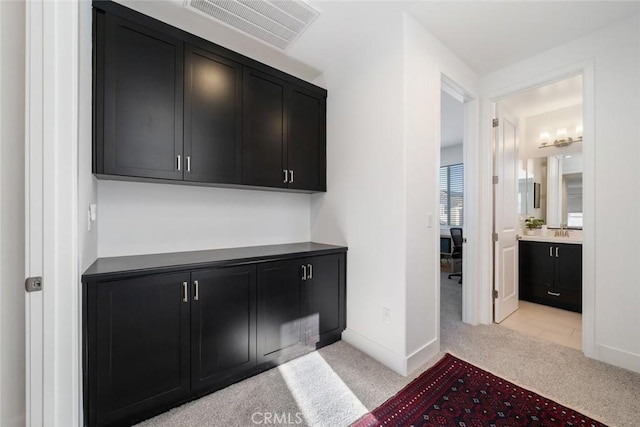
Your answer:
184;0;320;50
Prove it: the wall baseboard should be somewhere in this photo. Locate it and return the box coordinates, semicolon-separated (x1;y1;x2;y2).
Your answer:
406;338;439;375
341;329;406;375
341;329;440;376
597;344;640;373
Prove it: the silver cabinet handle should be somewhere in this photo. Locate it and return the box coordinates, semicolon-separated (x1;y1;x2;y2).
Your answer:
177;155;181;171
547;291;561;297
549;246;553;257
182;281;188;302
194;280;199;301
555;247;559;257
283;169;288;183
186;156;191;173
289;169;294;183
301;265;307;280
307;264;312;279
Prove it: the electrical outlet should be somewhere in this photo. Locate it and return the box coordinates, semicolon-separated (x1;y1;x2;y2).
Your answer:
383;307;390;324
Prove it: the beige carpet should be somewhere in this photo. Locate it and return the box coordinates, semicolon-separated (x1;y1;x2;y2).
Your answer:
138;273;640;426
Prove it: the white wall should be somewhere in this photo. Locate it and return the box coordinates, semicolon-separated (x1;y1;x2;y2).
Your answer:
98;181;311;257
402;14;480;371
309;12;408;370
308;10;479;374
0;1;26;425
79;1;98;271
482;15;640;372
440;144;463;166
522;104;583;159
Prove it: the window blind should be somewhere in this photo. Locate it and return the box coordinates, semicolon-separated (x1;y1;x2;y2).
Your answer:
439;163;464;226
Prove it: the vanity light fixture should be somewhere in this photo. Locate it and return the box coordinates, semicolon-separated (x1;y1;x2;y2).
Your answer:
538;126;583;149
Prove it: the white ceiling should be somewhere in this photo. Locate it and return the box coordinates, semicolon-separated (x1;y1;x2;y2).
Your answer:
499;75;583;119
125;1;640;79
400;1;640;75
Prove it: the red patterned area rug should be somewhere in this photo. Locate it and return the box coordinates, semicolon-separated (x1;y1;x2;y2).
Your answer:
353;353;606;427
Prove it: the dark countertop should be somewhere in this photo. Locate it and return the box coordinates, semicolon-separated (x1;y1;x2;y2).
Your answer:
82;242;347;281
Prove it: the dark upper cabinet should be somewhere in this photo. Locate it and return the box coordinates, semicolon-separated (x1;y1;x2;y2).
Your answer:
190;266;256;391
518;240;582;312
97;12;184;180
243;67;327;191
93;272;191;426
184;45;242;184
242;68;287;189
287;86;326;191
93;2;327;192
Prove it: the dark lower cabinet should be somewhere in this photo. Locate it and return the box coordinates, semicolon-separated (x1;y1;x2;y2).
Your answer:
92;272;191;427
257;259;304;363
83;244;346;427
519;241;582;312
191;266;256;390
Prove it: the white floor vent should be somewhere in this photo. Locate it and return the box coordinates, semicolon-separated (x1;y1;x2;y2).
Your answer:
184;0;320;50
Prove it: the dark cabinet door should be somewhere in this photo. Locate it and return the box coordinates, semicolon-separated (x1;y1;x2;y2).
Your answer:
519;241;554;287
554;244;582;292
101;14;184;180
303;254;345;347
257;259;304;364
242;68;286;188
191;266;256;390
94;272;190;426
184;46;242;184
287;86;326;191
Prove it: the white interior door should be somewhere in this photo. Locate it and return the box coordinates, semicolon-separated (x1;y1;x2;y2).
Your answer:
25;0;44;424
493;104;519;323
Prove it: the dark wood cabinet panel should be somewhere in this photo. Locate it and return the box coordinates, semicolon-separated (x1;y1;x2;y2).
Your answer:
242;68;287;188
100;13;184;180
519;241;582;312
303;254;345;346
184;46;242;184
256;259;304;363
84;244;346;427
94;272;190;426
190;266;256;390
93;2;327;192
287;87;326;191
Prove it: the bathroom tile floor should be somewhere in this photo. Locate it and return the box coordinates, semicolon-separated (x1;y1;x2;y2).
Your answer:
499;301;582;350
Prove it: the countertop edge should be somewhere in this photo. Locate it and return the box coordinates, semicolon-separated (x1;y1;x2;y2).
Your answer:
82;242;348;282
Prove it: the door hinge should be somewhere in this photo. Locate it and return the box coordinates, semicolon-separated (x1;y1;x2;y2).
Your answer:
493;289;498;299
25;276;43;293
492;118;499;128
492;175;499;184
493;232;498;242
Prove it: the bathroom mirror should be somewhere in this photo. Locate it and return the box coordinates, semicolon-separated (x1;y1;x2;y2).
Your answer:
520;154;583;229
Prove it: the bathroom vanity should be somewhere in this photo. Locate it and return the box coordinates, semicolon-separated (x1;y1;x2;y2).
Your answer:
518;236;582;313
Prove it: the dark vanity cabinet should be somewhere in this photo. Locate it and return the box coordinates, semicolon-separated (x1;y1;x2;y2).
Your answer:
83;243;346;427
93;1;327;192
519;240;582;312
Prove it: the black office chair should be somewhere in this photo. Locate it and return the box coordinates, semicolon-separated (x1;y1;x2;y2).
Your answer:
448;228;463;284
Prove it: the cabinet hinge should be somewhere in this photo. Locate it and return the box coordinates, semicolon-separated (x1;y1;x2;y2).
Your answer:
492;175;499;184
493;289;499;299
492;118;499;128
493;232;498;242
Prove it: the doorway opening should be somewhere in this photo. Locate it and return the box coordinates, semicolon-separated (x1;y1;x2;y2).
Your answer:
492;74;585;350
440;88;465;323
